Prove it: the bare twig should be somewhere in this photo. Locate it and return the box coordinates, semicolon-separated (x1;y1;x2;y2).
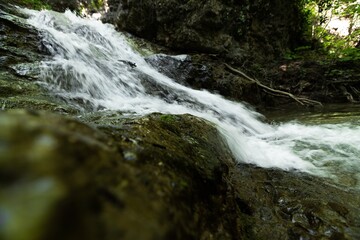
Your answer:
224;63;323;106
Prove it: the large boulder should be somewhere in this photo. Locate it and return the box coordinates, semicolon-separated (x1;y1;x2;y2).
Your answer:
0;110;239;240
0;110;360;240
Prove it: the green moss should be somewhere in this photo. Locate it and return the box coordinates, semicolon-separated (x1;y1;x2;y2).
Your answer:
159;114;177;122
0;96;76;114
12;0;51;10
123;34;170;57
125;37;155;57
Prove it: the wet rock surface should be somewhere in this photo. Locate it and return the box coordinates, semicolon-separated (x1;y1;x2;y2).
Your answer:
231;165;360;239
144;52;264;105
145;54;211;88
0;4;76;113
1;110;359;240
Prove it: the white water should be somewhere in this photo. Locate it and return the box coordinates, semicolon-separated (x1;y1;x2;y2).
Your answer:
22;9;360;188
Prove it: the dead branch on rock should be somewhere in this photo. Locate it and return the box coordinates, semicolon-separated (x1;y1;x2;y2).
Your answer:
224;63;323;107
340;85;359;103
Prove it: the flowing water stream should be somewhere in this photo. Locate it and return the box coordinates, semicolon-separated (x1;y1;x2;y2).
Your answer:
19;8;360;190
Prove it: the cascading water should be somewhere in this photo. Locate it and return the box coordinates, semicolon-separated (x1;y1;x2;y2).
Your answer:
21;9;360;189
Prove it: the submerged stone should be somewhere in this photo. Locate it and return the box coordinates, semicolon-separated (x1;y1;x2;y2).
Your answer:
231;165;360;239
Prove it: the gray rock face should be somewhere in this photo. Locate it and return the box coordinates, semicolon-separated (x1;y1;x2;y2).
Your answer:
105;0;304;61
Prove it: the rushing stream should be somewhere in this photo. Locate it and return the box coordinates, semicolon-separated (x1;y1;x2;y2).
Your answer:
20;9;360;189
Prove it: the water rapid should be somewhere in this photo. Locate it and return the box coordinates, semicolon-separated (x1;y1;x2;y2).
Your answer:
22;9;360;188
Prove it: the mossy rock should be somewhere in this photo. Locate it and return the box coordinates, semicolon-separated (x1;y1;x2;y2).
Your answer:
0;110;119;240
1;110;360;239
0;110;239;240
0;72;77;114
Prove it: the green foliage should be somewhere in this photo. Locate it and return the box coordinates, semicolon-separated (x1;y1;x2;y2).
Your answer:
284;45;325;60
90;0;104;10
298;0;360;61
338;47;360;61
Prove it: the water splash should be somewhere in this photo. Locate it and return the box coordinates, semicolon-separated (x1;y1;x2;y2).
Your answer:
22;9;360;188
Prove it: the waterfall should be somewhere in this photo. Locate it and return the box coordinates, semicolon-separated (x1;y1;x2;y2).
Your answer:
22;9;360;188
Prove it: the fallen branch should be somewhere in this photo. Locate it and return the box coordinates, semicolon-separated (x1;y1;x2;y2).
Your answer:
224;63;323;106
340;85;359;103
